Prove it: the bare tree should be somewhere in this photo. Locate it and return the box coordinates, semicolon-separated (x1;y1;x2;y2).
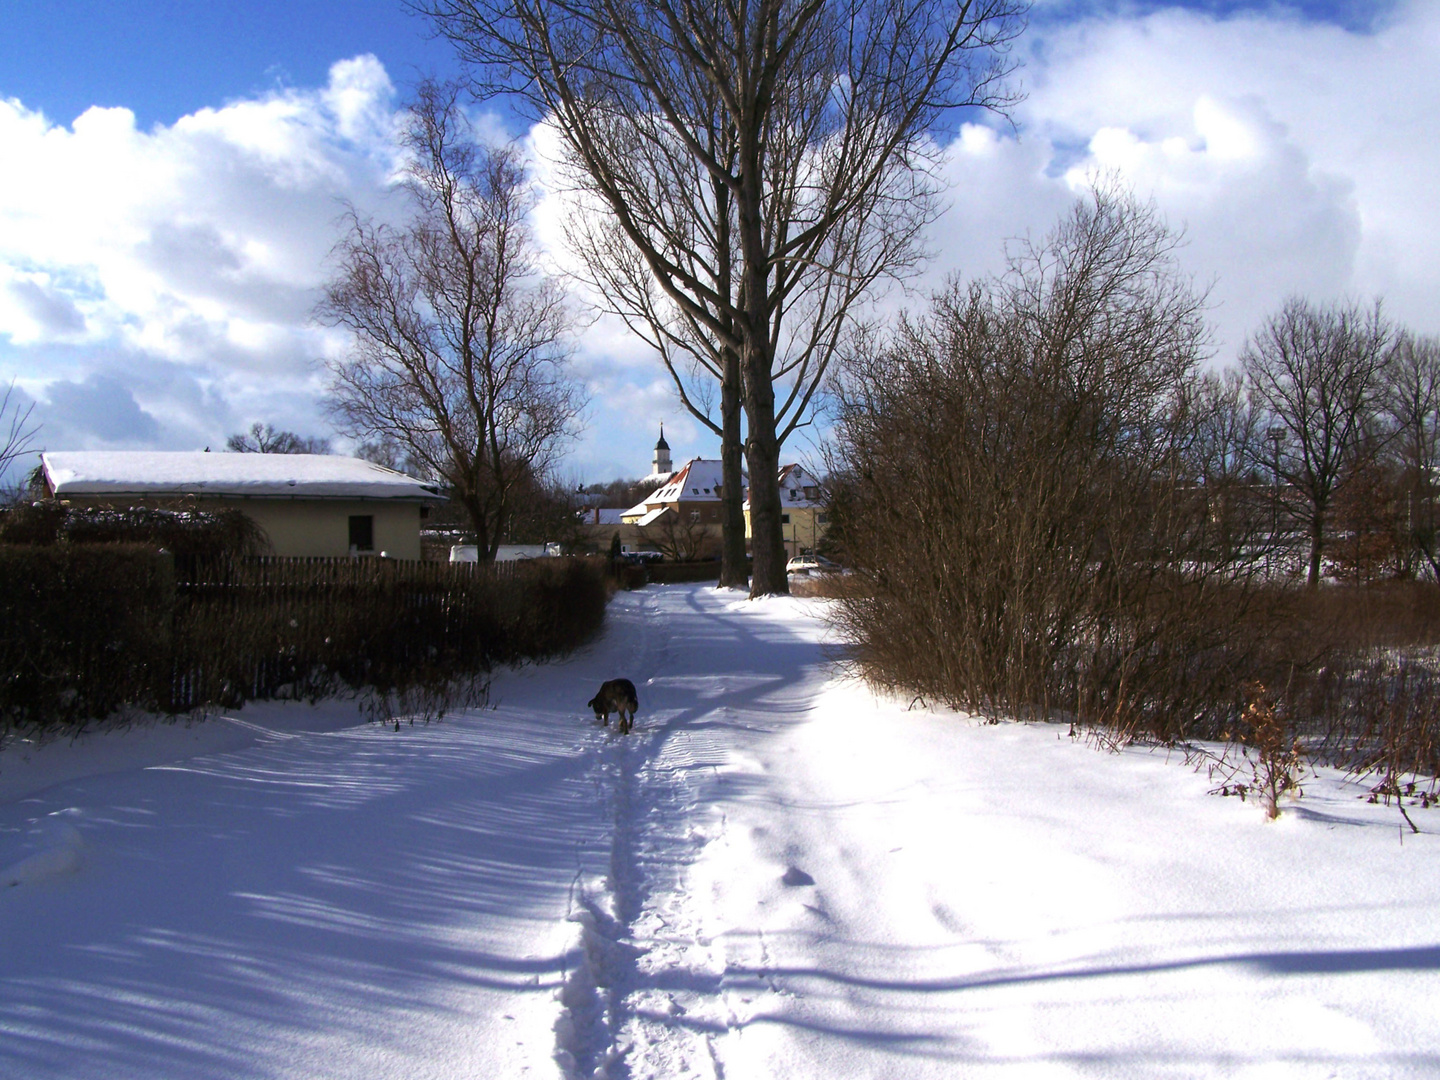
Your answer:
654;506;712;562
319;82;586;561
1186;367;1263;564
0;380;39;504
1241;297;1393;587
1381;332;1440;579
226;422;332;455
416;0;1025;595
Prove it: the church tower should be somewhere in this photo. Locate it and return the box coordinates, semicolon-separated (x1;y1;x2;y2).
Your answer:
652;423;672;478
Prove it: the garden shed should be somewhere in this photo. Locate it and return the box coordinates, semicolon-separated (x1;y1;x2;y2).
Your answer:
39;451;443;560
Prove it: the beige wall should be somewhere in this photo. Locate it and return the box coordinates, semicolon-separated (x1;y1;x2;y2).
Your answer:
744;504;827;558
237;500;425;560
59;495;428;560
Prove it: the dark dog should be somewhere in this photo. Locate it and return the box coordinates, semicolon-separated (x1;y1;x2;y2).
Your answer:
588;678;639;734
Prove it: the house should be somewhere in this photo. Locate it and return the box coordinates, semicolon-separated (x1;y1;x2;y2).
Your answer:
617;458;730;560
621;457;730;528
745;463;828;559
578;425;830;560
39;451;444;560
579;427;728;558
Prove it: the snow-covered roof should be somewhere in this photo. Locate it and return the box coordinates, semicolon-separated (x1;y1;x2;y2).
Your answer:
633;506;675;527
642;458;731;504
744;464;824;508
42;452;443;501
579;508;628;526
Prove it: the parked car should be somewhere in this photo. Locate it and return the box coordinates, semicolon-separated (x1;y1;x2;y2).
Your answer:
786;554;841;575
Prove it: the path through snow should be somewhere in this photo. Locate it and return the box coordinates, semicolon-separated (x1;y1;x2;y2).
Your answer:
3;584;1439;1079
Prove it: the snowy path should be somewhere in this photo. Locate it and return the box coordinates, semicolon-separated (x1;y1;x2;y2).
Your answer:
4;584;1440;1078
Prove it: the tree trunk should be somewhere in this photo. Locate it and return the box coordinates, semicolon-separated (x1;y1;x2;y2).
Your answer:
737;128;787;598
744;352;788;597
1307;508;1324;588
718;347;749;589
461;490;495;563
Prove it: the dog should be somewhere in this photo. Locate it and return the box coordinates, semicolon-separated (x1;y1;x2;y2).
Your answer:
588;678;639;734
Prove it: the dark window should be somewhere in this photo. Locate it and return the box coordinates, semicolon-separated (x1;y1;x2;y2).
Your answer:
349;515;374;552
781;514;791;525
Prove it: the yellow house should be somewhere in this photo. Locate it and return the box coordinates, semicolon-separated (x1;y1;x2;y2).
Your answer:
744;464;828;559
617;457;729;559
40;451;443;560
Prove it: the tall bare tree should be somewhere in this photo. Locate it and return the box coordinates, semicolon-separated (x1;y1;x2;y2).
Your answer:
319;82;586;561
1381;332;1440;578
416;0;1025;595
1186;367;1262;564
1241;297;1393;587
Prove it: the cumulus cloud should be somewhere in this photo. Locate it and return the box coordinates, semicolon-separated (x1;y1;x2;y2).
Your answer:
919;0;1440;362
537;0;1440;475
0;56;404;453
41;373;162;444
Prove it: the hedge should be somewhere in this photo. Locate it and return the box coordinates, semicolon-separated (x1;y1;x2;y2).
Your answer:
0;548;608;739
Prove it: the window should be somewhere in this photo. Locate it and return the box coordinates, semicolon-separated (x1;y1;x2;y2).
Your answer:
690;510;701;522
781;513;791;525
349;514;374;553
817;513;828;525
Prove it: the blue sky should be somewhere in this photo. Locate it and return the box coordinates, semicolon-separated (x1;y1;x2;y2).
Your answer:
1;2;457;129
1;0;1435;486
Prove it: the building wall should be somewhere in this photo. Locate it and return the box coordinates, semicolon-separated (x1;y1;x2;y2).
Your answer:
239;500;425;560
744;504;827;559
57;495;427;560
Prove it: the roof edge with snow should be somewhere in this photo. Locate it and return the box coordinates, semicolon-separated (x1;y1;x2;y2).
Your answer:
41;451;444;502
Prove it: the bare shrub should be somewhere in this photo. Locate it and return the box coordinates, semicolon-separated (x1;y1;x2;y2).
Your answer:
1297;654;1440;832
829;186;1278;741
1232;681;1307;819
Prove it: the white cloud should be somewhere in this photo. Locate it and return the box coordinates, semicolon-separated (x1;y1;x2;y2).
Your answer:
920;0;1440;361
0;57;406;453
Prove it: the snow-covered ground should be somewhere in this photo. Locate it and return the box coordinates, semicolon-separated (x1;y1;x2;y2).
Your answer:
3;584;1438;1079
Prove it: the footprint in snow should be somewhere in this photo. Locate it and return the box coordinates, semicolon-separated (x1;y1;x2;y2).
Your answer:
782;866;815;887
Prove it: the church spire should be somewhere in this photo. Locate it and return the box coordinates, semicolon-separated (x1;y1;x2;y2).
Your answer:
652;423;672;476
